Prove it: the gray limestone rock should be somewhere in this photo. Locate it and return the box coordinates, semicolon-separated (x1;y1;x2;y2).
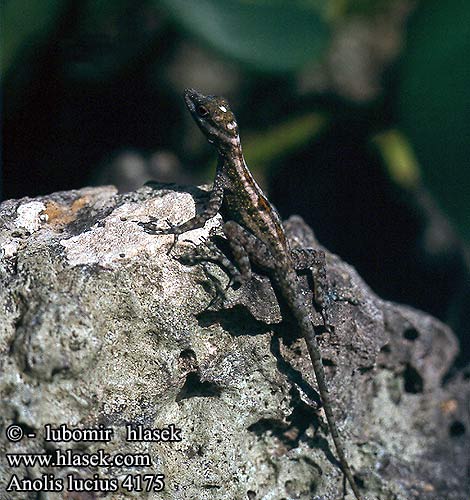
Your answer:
0;184;468;500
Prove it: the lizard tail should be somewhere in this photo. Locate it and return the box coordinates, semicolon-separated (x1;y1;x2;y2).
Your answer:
302;325;363;500
278;269;363;500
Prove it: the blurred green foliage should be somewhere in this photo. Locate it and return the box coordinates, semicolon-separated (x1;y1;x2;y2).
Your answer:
243;112;327;177
1;0;64;74
160;0;330;73
372;130;421;190
398;0;470;242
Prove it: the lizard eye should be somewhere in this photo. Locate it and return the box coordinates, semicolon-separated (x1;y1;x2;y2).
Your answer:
196;105;209;117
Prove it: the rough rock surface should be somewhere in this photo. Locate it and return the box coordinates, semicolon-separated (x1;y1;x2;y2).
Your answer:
0;184;468;500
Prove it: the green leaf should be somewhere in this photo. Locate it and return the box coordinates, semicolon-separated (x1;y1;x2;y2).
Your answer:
1;0;65;75
160;0;330;73
397;0;470;241
243;112;327;174
372;130;421;190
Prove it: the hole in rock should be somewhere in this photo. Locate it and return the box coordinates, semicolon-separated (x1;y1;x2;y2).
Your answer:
403;364;423;394
176;372;222;401
449;420;465;437
403;327;419;341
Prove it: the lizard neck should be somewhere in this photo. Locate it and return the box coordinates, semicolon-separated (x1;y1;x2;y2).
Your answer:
216;140;249;180
217;139;291;257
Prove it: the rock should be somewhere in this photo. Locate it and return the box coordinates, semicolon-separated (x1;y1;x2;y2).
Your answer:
0;184;468;500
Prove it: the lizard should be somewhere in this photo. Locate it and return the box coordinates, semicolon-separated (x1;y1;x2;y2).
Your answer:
139;88;363;500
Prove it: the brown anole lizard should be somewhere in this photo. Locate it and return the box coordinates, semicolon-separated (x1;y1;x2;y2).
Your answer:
140;89;363;500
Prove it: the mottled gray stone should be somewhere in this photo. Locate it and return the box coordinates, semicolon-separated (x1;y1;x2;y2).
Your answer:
0;185;468;500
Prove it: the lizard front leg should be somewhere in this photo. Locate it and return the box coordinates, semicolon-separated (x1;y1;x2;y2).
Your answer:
177;219;277;288
177;221;274;307
175;222;267;306
139;176;225;237
183;220;272;288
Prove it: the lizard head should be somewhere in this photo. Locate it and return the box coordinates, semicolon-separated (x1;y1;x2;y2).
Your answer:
184;88;240;150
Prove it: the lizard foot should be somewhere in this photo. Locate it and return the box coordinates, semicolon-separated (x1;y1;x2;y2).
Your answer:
178;237;243;290
138;218;180;254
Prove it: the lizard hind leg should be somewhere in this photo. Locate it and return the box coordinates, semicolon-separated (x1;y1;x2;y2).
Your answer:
290;247;332;330
222;221;276;284
178;236;242;285
177;236;242;307
291;248;328;308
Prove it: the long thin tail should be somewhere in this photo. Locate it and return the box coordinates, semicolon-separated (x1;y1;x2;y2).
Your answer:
302;326;362;500
280;270;362;500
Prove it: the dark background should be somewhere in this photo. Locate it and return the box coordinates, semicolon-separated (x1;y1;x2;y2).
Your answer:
2;0;469;364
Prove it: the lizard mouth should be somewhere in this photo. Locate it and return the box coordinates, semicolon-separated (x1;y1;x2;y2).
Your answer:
183;88;204;112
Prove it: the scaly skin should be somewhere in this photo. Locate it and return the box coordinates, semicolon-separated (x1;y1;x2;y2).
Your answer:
140;89;363;500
